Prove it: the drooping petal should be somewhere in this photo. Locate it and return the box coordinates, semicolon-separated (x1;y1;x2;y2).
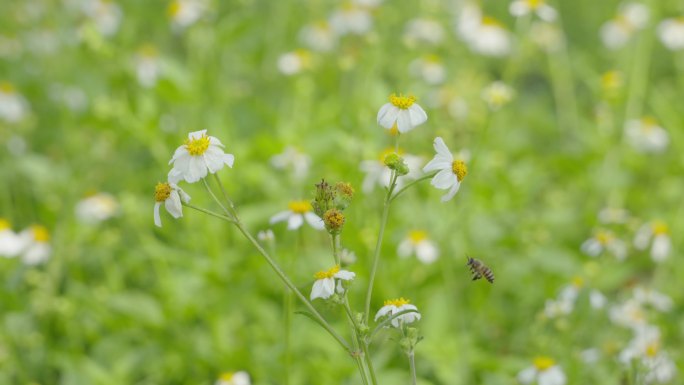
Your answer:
396;109;412;133
208;135;225;148
310;279;329;300
223;153;235;168
517;367;537;384
165;190;184;218
408;104;427;127
154;202;162;227
304;212;325;230
422;154;452;173
334;270;355;280
431;168;457;189
173;185;191;203
377;104;399;128
374;305;393;321
441;181;461;202
287;213;304;230
432;137;452;158
270;211;291;224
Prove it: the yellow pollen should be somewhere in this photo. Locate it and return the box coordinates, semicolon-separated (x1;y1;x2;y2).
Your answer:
167;1;181;17
0;219;10;231
389;93;416;109
219;372;235;381
527;0;543;8
314;265;340;279
572;276;584;288
408;230;428;244
595;230;613;245
652;221;668;235
482;16;502;27
31;225;50;242
451;160;468;181
384;297;410;307
0;82;15;93
184;134;211;156
645;342;659;357
154;182;172;202
389;123;399;136
288;200;312;214
533;356;555;371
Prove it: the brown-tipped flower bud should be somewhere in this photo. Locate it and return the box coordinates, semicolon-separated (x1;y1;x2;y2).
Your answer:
383;153;409;176
312;179;334;217
334;182;354;210
323;208;345;234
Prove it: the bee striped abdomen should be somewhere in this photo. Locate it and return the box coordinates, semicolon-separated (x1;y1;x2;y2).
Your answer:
467;256;495;283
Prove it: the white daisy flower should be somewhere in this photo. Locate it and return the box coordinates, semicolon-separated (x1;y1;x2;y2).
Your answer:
409;55;447;85
618;325;677;383
624;118;669;153
270;146;311;181
215;371;251;385
517;357;567;385
481;81;514;110
153;182;190;227
270;200;324;231
581;230;628;260
374;297;421;327
82;0;123;37
377;93;428;134
457;5;512;57
422;137;468;202
0;82;29;123
509;0;557;22
633;287;673;312
590;290;607;309
310;265;355;300
600;2;650;50
168;130;235;184
18;225;51;265
134;45;161;88
168;0;205;30
634;221;671;262
404;18;445;46
300;21;337;52
610;299;647;329
397;230;439;264
329;5;372;36
0;219;27;258
277;49;312;76
658;17;684;51
75;192;120;224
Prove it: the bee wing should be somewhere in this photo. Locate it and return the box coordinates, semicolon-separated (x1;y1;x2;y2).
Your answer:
471;272;482;281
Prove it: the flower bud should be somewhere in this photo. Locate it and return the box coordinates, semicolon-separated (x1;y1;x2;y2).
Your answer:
312;179;334;217
323;208;345;234
383;153;409;176
334;182;354;210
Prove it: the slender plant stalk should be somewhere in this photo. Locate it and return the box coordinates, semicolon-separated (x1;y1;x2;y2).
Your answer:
342;302;371;385
202;179;233;219
389;173;435;203
330;233;340;265
624;30;652;122
183;203;235;222
360;340;378;385
408;351;417;385
342;300;378;385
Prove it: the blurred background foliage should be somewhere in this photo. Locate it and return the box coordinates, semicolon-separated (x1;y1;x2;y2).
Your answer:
0;0;682;384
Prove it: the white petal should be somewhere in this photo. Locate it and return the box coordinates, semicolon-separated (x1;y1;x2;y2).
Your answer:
270;211;291;224
208;135;225;148
188;129;207;140
396;109;412;133
374;305;392;321
441;181;461;202
433;137;452;158
304;212;325;230
223;153;235;168
416;241;439;264
537;5;557;22
287;214;304;230
517;367;537;384
377;104;399;128
154;202;162;227
633;224;652;250
538;366;566;385
651;235;671;262
431;168;457;189
174;185;191;203
168;168;183;184
580;239;602;257
334;270;355;280
187;156;207;183
422;154;452;173
408;104;427;127
165;190;184;218
509;1;529;17
169;145;188;164
310;279;329;300
397;239;414;258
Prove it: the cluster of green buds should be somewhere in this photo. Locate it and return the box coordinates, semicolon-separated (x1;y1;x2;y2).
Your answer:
312;179;354;235
398;327;422;355
383;153;409;176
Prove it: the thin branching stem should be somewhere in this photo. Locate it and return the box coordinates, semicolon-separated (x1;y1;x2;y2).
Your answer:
408;351;417;385
389;173;436;203
330;233;340;265
182;202;235;223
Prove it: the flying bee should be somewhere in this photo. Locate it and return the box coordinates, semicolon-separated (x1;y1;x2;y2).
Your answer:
466;255;494;283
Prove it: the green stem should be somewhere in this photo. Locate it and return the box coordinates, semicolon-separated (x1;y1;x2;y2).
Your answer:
342;301;370;385
342;300;377;385
389;173;435;203
202;178;233;219
361;341;378;385
330;233;340;265
408;351;417;385
212;173;238;217
182;202;235;223
363;171;398;324
624;27;653;122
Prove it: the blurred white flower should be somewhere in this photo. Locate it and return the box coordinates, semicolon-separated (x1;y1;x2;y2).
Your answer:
598;207;630;224
397;230;439;264
215;371;251;385
75;193;119;224
543;298;573;318
0;82;29;123
423;137;468;202
270;201;324;231
19;225;51;265
329;5;372;35
404;18;445;46
624;118;669;153
517;357;567;385
300;21;337;52
657;17;684;51
310;264;355;300
270;146;311;181
257;229;275;242
0;219;27;258
619;325;677;383
82;0;123;37
600;2;650;50
339;248;357;265
633;287;673;312
458;5;511;57
168;0;206;30
134;45;161;88
510;0;557;21
48;84;88;113
634;221;671;262
589;290;607;309
610;299;647;329
530;22;565;52
154;182;190;227
581;230;628;260
168;130;235;184
374;297;421;327
481;81;514;110
409;55;447;85
581;348;601;364
377;93;428;133
277;50;312;76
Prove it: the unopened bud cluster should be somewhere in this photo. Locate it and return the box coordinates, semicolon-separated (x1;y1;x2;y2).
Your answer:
312;179;355;234
383;153;409;176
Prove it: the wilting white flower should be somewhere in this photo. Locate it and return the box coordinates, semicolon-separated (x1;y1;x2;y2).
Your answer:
329;5;372;35
300;21;337;52
375;297;421;327
377;93;428;133
360;151;423;193
404;18;445;46
657;17;684;51
168;130;235;184
481;81;514;110
610;299;647;329
168;0;205;30
153;182;190;227
75;193;119;224
0;82;29;123
600;2;650;50
270;146;311;181
134;45;161;88
625;118;669;153
458;5;511;57
270;201;324;231
82;0;123;37
277;50;312;76
510;0;557;21
423;137;468;202
581;230;628;260
0;219;27;258
518;357;567;385
215;371;251;385
398;230;439;264
18;225;51;265
598;207;630;224
409;56;447;85
633;287;673;312
634;221;671;262
310;265;355;300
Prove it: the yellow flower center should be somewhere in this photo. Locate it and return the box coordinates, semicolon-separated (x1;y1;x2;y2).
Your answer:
384;297;410;307
219;372;235;381
652;221;668;235
154;182;172;202
389;94;416;109
0;219;10;231
572;276;584;288
408;230;428;244
533;356;555;371
451;160;468;181
482;16;502;27
601;71;623;90
31;225;49;242
184;134;211;156
595;230;613;245
314;265;340;279
526;0;544;9
288;200;312;214
167;1;181;17
138;44;158;58
0;82;15;93
645;342;660;358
